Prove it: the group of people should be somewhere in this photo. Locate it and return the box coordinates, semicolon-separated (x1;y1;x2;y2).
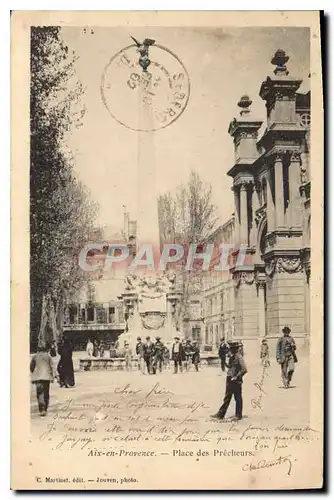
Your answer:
86;338;118;358
212;326;298;421
136;335;200;375
30;337;75;417
31;326;298;419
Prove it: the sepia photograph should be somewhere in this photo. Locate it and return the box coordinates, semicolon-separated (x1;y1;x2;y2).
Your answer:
11;10;323;490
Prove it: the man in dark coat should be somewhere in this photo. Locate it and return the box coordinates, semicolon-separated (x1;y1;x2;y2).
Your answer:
276;326;297;388
135;336;145;373
171;336;184;374
152;336;164;374
184;339;194;371
192;341;200;372
57;338;75;388
143;336;155;374
218;338;228;372
211;340;247;421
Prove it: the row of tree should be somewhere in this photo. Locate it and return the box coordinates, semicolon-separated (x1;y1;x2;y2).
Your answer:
30;27;101;350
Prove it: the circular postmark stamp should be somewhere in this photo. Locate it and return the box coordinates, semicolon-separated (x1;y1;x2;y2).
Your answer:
101;43;190;132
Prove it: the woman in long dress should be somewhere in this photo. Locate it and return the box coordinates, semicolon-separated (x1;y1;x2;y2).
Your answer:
57;338;75;387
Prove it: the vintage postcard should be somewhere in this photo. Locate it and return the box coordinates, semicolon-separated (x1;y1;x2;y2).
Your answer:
11;11;323;490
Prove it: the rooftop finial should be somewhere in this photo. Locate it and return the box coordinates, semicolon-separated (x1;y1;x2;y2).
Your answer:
271;49;289;76
238;95;252;116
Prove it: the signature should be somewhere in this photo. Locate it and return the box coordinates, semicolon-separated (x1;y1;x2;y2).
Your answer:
251;365;269;410
242;455;295;476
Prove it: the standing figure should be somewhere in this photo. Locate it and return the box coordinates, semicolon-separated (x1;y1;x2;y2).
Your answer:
86;338;94;357
123;342;132;371
109;341;117;358
49;340;57;358
30;344;54;417
238;341;244;357
99;341;105;358
152;336;164;374
163;345;170;370
276;326;297;388
135;336;145;373
184;339;193;371
260;339;270;367
57;338;75;388
143;336;155;374
93;339;99;357
172;336;184;374
211;340;247;421
218;338;229;372
192;341;200;372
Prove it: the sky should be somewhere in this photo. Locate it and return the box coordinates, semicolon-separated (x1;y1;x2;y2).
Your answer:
61;26;310;235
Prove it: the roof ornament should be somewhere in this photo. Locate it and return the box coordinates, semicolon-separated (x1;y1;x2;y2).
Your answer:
271;49;289;76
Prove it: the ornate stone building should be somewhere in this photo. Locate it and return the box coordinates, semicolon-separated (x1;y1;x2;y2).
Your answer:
202;49;310;353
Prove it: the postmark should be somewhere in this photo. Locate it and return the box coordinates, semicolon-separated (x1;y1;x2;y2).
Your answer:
101;43;190;132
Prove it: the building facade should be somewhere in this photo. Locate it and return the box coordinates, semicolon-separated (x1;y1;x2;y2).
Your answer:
202;49;311;354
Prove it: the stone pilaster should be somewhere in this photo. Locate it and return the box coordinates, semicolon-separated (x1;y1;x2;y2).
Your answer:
289;152;303;226
274;154;285;228
264;253;305;337
239;184;249;244
233;270;259;339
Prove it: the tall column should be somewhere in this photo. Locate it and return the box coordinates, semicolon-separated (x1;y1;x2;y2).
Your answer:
274;154;285;227
257;283;266;337
289;152;302;226
250;183;260;246
239;184;248;244
266;168;275;232
233;186;240;245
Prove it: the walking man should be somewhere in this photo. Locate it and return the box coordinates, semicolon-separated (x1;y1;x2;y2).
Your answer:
184;339;193;371
135;336;145;373
211;340;247;421
152;336;164;374
172;336;184;374
143;336;154;374
192;340;200;372
260;339;270;367
276;326;297;388
30;343;54;417
124;342;132;371
218;337;228;372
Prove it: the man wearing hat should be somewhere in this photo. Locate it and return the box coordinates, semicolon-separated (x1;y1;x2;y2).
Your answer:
143;336;154;374
30;343;55;417
218;338;228;372
152;336;165;374
184;339;194;372
211;340;247;421
260;339;270;367
172;336;185;374
276;326;297;388
135;336;145;373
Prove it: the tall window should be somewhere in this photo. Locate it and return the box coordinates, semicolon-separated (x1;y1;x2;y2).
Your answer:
262;178;267;205
283;159;290;213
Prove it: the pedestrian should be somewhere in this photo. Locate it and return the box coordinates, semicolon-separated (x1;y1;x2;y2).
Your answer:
211;340;247;421
135;336;145;373
192;341;200;372
238;341;244;357
143;336;154;374
109;341;117;358
260;339;270;367
30;343;54;417
276;326;297;388
86;338;94;357
218;337;228;372
172;336;184;374
49;340;57;358
163;345;170;369
152;336;164;374
100;341;105;358
184;339;193;371
57;337;75;388
93;339;99;357
123;342;132;371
